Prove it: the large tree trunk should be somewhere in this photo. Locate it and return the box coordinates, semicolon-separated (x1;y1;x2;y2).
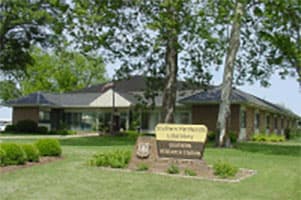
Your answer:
216;1;245;147
161;2;178;123
161;35;178;123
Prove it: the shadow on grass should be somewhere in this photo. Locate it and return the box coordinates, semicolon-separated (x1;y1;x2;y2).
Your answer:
235;142;301;157
59;135;137;147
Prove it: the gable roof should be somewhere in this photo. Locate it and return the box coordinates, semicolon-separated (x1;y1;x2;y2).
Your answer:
72;76;147;93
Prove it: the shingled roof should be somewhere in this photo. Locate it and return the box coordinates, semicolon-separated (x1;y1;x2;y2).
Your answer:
179;86;299;118
8;92;101;107
6;76;300;118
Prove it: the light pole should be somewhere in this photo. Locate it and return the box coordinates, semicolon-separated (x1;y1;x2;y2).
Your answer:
110;76;116;135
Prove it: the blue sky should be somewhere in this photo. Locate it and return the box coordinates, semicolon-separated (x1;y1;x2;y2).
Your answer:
1;65;300;120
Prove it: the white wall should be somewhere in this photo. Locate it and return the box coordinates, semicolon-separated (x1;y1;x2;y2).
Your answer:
0;106;12;121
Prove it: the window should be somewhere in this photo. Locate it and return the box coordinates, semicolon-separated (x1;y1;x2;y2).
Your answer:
141;112;149;130
39;111;50;122
266;115;270;129
120;112;128;130
240;110;246;128
255;113;260;129
281;118;284;129
274;117;278;129
175;112;190;124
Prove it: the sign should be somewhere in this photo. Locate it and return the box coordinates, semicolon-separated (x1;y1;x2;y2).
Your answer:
155;124;208;159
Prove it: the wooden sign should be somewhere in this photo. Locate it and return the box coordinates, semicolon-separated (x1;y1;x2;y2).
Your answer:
155;124;208;159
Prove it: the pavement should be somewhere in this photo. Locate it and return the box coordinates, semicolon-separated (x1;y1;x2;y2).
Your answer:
0;132;99;140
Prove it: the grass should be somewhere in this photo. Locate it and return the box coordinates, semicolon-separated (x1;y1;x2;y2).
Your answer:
0;135;300;200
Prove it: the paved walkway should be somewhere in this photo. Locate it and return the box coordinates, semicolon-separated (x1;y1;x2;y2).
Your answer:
0;133;99;140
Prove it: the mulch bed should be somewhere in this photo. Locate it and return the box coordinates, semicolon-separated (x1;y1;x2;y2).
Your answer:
125;136;257;183
0;157;64;174
128;158;256;183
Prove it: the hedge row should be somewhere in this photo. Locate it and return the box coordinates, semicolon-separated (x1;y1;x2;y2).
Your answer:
251;133;285;142
5;120;76;135
0;139;62;166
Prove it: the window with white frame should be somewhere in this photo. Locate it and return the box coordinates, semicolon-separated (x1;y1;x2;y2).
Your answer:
255;113;260;129
266;115;270;129
240;110;247;128
175;112;190;124
39;111;50;122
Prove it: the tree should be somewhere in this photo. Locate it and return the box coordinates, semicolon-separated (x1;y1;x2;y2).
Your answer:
0;0;68;74
217;1;245;147
0;48;106;101
214;0;300;146
71;0;223;122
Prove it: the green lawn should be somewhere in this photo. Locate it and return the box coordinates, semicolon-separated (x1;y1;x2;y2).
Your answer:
0;136;300;200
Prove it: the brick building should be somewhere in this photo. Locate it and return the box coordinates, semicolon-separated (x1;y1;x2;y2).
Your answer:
7;76;300;140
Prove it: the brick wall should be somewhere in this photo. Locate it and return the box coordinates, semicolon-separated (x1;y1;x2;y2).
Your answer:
13;107;39;124
191;104;240;135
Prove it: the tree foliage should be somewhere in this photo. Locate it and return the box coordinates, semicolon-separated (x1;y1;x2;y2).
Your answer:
213;0;300;146
0;0;68;74
70;0;224;122
209;0;300;86
0;48;106;101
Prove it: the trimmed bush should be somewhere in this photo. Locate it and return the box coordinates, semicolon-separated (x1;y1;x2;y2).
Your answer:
4;124;16;132
49;130;76;135
90;150;131;168
184;168;197;176
35;139;62;156
167;164;180;174
21;144;40;162
229;131;237;144
37;126;48;134
16;120;38;133
0;143;26;165
0;147;6;166
213;160;238;178
252;133;285;143
136;163;149;171
207;131;216;142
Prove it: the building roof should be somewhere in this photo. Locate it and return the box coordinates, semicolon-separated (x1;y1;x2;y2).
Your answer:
6;76;300;118
179;86;299;118
8;92;101;107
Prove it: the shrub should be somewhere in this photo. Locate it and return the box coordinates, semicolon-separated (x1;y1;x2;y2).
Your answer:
35;139;62;156
37;126;48;134
184;168;197;176
268;134;285;142
49;130;76;135
16;120;38;133
213;160;238;178
90;150;131;168
21;144;40;162
4;124;16;132
136;163;149;171
0;148;6;166
252;134;267;142
0;143;26;165
229;131;237;144
252;133;285;143
284;128;291;140
207;131;216;142
167;164;180;174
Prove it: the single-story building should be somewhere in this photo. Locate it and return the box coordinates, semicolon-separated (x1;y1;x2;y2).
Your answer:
6;76;300;140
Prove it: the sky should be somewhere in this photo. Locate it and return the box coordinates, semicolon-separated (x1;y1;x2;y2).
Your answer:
0;65;300;120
